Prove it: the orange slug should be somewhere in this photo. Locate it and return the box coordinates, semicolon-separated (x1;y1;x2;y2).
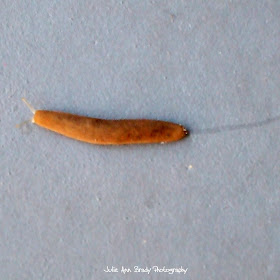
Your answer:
21;98;188;145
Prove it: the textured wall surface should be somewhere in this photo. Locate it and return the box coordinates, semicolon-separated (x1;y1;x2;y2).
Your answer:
0;1;279;279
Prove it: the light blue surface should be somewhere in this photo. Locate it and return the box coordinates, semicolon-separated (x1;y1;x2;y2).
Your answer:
0;1;279;279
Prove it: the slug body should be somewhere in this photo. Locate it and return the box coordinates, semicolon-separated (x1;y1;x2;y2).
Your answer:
33;110;187;145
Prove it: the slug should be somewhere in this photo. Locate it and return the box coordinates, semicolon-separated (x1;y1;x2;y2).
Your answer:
21;99;188;145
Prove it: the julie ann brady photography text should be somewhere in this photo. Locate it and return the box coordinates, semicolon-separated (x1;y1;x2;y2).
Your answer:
104;265;188;275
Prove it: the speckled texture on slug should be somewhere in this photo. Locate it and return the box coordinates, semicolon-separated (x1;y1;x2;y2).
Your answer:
34;110;188;145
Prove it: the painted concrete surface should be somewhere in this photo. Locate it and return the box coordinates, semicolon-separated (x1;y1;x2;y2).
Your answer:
0;1;279;279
